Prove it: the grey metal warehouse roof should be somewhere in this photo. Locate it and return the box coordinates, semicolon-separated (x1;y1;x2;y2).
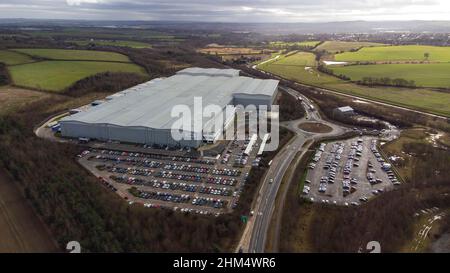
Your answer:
177;67;240;77
61;68;278;132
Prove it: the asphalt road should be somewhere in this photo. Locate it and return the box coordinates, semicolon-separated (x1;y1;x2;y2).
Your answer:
239;86;349;253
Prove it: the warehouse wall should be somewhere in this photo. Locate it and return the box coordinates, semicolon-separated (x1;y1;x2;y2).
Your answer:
61;122;107;140
60;121;203;148
109;125;147;144
233;94;274;109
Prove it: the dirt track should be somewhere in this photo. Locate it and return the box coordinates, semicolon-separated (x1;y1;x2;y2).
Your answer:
0;171;59;252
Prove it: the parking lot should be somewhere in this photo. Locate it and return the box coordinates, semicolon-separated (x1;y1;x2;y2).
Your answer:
302;136;400;206
77;135;263;216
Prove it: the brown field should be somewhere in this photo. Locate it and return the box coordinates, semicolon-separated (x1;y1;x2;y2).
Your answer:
0;86;53;116
0;85;112;117
381;127;428;181
0;171;58;252
399;208;450;252
298;122;333;133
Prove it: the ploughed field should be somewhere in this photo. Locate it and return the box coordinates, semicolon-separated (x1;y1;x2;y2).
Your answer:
0;170;59;252
0;48;147;92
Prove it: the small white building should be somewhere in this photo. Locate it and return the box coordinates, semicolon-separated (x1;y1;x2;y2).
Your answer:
333;106;355;117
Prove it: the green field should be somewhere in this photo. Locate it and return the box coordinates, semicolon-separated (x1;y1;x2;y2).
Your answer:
270;41;321;48
269;51;317;67
3;48;147;92
258;51;450;117
70;39;152;49
335;45;450;62
12;48;131;62
0;50;34;65
315;41;385;53
259;58;341;86
332;63;450;88
258;51;334;86
9;61;146;91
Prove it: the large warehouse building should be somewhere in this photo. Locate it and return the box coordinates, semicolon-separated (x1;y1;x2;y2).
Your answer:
59;67;279;148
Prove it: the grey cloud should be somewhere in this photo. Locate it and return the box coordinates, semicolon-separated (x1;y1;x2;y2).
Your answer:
0;0;446;21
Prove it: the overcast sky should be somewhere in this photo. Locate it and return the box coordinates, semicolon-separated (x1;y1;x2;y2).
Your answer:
0;0;449;22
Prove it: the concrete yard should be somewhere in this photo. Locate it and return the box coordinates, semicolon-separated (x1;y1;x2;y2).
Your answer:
303;136;400;206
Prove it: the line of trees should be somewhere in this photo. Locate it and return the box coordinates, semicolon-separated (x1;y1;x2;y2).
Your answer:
64;72;148;97
282;46;313;53
0;63;9;86
317;64;351;81
278;91;306;122
318;64;417;88
106;46;223;78
357;77;416;88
